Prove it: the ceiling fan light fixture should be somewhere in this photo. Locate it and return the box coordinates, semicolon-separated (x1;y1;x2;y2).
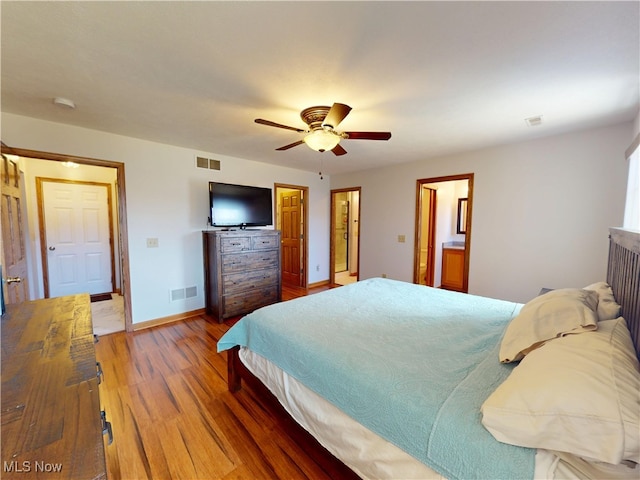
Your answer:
256;102;391;156
303;129;340;152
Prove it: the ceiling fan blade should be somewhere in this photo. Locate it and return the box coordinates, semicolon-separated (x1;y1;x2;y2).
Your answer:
255;118;306;133
276;140;305;151
344;131;392;141
332;144;347;156
322;103;352;129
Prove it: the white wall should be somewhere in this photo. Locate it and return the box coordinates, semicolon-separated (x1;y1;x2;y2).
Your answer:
1;113;330;324
331;122;633;303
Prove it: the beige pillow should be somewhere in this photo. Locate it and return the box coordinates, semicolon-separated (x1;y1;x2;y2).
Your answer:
499;288;598;363
483;317;640;465
583;281;622;321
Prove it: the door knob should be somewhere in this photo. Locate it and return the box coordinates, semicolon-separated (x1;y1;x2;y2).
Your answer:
49;246;55;251
6;277;22;284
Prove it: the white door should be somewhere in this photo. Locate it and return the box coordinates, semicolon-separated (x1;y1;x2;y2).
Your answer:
42;180;113;297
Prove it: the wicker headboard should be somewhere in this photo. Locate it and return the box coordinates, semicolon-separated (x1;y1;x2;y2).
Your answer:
607;228;640;358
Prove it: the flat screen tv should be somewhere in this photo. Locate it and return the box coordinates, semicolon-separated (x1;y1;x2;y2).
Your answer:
209;182;273;228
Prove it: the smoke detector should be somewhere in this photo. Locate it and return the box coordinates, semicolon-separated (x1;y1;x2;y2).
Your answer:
525;115;543;127
53;97;76;109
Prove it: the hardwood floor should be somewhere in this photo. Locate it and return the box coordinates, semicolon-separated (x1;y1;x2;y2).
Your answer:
95;283;345;480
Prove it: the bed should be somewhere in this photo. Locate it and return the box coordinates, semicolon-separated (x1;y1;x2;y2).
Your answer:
217;228;640;479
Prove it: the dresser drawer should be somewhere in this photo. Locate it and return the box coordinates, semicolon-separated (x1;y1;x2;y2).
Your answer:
221;250;279;273
251;235;279;250
223;285;279;317
220;236;251;253
222;268;279;294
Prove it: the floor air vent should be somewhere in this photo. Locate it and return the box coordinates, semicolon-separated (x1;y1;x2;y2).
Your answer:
196;156;221;171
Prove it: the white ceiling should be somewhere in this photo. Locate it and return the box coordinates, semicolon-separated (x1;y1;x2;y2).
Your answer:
1;1;638;175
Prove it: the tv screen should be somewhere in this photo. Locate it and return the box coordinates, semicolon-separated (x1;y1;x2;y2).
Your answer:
209;182;273;228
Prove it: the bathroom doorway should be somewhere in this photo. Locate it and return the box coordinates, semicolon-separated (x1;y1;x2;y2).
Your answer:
330;187;360;286
414;174;473;292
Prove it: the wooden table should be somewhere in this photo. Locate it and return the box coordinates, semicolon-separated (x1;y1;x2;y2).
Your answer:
1;294;108;479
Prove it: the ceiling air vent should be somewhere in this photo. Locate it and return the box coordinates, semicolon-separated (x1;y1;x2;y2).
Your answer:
195;156;221;171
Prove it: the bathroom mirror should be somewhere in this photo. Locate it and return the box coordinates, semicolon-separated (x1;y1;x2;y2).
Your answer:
457;198;468;234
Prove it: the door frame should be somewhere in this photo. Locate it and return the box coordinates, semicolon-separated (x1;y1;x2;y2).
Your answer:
274;183;308;289
330;187;361;286
0;144;134;332
414;173;474;292
36;177;116;298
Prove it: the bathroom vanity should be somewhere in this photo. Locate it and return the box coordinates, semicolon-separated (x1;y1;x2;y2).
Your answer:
441;242;465;292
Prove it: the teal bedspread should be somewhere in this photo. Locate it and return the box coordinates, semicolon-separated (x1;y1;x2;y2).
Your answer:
218;278;535;479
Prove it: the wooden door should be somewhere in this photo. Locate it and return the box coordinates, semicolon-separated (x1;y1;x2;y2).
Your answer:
414;185;437;286
280;190;302;287
424;187;437;286
1;154;29;304
39;179;114;298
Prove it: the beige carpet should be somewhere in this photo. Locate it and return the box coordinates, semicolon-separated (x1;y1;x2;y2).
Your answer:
335;271;357;286
91;293;125;336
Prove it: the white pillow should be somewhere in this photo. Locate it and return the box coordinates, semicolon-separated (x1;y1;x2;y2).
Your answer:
499;288;598;363
483;317;640;465
583;281;622;321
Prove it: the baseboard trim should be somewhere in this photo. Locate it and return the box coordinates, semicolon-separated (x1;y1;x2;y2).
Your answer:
132;308;206;331
308;279;330;289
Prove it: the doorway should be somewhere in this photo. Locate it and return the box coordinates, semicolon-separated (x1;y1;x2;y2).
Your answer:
414;174;473;292
330;187;360;286
275;183;308;289
37;178;115;298
0;144;133;332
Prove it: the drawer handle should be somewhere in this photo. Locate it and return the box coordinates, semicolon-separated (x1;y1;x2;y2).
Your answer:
96;362;104;384
101;410;113;445
230;242;241;246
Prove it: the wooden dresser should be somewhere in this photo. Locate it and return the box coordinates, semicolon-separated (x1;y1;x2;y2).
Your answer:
203;229;281;322
1;294;109;479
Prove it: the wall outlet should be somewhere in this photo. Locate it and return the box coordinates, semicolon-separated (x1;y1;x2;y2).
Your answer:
397;234;406;243
382;273;387;278
146;238;159;248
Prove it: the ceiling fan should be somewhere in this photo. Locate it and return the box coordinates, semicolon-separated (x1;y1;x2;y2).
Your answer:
254;103;392;156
